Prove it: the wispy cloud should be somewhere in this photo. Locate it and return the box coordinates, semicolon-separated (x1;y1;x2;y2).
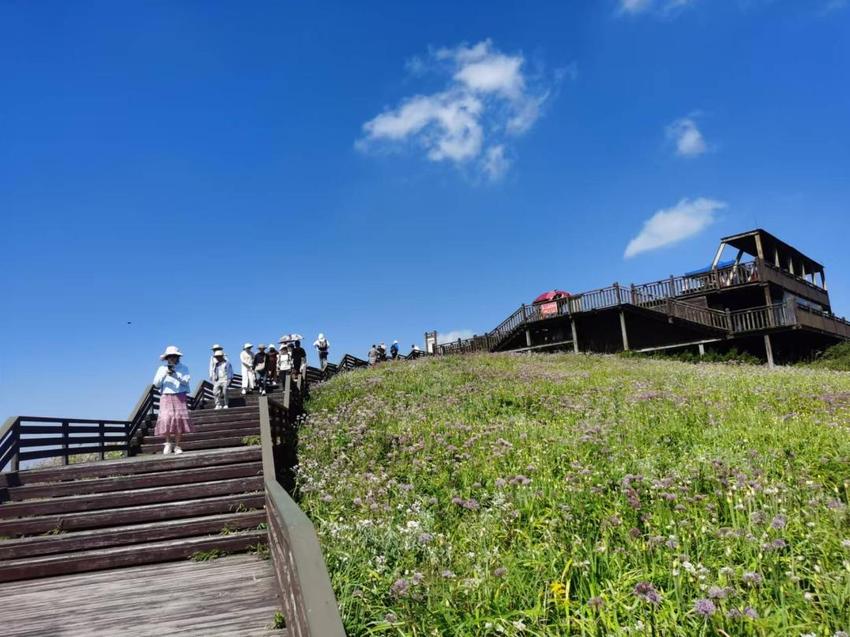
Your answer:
437;329;476;344
666;116;708;157
618;0;697;16
357;40;561;181
821;0;848;13
624;197;726;258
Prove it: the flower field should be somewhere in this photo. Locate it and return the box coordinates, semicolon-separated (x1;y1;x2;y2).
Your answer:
298;353;850;636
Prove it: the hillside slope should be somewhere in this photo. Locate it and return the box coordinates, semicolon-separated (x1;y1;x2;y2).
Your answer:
300;354;850;636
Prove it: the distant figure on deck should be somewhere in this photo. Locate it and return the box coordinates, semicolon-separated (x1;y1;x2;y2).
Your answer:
291;339;308;385
390;340;399;360
368;344;378;366
378;342;387;362
240;343;256;395
266;345;279;387
208;343;224;380
410;344;421;359
254;344;268;396
278;337;292;384
314;333;330;370
210;348;233;409
153;345;193;455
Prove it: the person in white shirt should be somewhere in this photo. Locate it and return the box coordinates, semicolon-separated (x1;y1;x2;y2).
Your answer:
208;343;224;380
313;333;330;370
210;348;233;409
240;343;256;395
277;337;293;384
152;345;193;455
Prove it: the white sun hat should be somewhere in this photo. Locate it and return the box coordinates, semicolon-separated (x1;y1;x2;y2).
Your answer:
211;343;222;351
160;345;183;360
243;342;253;350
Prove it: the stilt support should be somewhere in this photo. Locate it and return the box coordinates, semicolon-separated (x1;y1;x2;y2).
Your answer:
764;334;775;368
619;311;630;351
571;320;579;354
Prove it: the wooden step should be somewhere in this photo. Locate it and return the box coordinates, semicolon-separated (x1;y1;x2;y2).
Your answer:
0;476;263;519
0;492;265;536
144;426;259;445
3;447;262;487
0;530;268;583
6;462;262;501
0;510;266;560
139;437;252;455
186;421;260;434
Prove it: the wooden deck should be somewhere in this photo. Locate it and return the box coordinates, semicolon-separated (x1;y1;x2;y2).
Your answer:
0;554;286;636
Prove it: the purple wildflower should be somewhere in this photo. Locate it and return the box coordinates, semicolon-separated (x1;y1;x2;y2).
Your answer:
492;566;507;577
390;578;409;598
742;571;763;586
771;514;787;530
417;532;434;544
633;581;662;605
744;607;759;619
694;598;716;617
707;585;726;599
384;612;398;623
588;596;605;610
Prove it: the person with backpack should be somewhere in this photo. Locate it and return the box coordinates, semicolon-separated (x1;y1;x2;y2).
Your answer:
314;333;330;370
209;347;233;409
378;342;387;362
390;340;399;360
153;345;193;455
240;343;256;395
254;344;268;396
368;344;378;366
291;339;307;380
278;337;292;385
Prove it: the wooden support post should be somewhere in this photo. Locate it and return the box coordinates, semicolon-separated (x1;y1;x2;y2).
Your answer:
619;311;630;351
525;328;532;354
764;334;775;369
98;421;105;460
62;420;69;466
754;233;765;260
698;343;706;357
711;242;725;269
571;320;579;354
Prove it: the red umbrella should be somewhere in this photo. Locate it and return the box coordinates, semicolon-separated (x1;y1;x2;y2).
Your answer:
533;290;569;304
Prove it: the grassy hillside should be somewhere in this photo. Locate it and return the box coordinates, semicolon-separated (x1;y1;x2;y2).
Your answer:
300;354;850;636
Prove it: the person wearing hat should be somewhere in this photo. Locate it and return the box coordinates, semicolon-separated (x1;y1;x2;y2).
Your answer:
390;340;399;360
277;338;292;385
240;343;256;395
368;344;378;366
254;344;268;396
313;333;330;370
290;339;307;384
210;348;233;409
208;344;224;382
266;344;279;387
152;346;193;454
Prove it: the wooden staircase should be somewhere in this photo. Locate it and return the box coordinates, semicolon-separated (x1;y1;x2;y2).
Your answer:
0;404;267;583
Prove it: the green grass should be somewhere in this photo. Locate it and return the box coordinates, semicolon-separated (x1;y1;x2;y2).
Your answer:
300;353;850;636
810;341;850;372
190;549;226;562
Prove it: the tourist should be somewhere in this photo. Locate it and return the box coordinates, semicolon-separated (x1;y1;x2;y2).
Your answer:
266;345;279;387
378;342;387;362
240;343;256;395
254;344;268;396
410;344;421;359
390;340;399;360
278;338;292;385
210;348;233;409
208;343;224;380
314;333;330;370
368;344;378;366
153;345;193;455
291;339;307;381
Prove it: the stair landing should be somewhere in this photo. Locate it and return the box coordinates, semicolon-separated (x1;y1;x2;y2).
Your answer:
0;553;285;636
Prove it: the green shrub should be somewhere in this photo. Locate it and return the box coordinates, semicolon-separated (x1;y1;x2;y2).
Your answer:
809;340;850;371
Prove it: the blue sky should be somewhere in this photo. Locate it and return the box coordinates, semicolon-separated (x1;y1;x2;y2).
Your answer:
1;0;848;420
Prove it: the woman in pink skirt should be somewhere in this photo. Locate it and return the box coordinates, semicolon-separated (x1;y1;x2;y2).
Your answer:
153;345;194;454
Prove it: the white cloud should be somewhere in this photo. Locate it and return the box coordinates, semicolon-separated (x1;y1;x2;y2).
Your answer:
482;145;510;181
618;0;696;16
358;39;559;180
437;329;476;344
666;116;708;157
624;197;726;258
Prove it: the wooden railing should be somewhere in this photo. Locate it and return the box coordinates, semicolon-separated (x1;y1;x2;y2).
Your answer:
728;302;796;333
0;416;130;473
259;377;346;637
794;304;850;339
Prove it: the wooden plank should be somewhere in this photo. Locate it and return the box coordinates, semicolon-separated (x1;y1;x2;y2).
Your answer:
0;554;285;636
0;476;264;519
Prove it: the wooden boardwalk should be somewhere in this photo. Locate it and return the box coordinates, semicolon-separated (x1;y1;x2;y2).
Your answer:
0;554;286;636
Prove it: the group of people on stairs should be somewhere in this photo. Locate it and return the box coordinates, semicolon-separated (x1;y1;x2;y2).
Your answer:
368;341;421;365
237;333;320;396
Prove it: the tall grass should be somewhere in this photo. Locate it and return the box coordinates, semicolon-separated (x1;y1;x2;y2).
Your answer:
300;354;850;636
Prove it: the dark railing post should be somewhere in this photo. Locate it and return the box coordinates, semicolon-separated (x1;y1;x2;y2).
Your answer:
99;421;106;460
11;418;20;472
725;308;732;332
61;420;70;466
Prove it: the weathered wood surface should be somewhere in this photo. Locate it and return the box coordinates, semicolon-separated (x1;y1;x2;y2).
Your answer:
0;554;286;636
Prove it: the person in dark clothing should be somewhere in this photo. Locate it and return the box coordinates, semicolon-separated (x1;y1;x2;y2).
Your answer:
390;340;399;360
266;345;279;387
254;344;268;396
290;340;308;387
377;342;387;362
